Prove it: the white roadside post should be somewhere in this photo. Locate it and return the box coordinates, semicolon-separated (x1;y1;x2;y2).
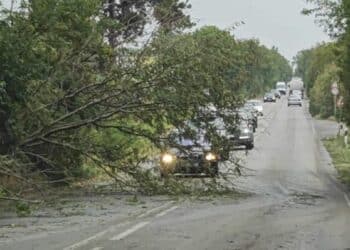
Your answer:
331;82;339;119
336;97;347;146
331;82;348;148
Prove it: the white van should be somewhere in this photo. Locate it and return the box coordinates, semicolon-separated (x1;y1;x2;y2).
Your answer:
276;82;287;95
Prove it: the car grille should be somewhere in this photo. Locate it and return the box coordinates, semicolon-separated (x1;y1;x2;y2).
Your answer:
180;154;203;161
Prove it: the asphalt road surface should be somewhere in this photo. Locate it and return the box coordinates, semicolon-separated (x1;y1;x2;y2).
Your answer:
1;97;350;250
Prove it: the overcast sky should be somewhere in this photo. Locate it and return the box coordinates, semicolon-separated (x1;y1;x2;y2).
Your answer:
2;0;329;61
189;0;330;61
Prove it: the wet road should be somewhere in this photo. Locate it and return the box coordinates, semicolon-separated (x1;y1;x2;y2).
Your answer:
1;98;349;250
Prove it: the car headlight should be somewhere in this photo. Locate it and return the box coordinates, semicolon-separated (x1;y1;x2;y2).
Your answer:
205;152;217;161
161;153;175;164
243;128;250;133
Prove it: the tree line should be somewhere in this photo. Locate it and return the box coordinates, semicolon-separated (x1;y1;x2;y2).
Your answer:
295;0;350;121
0;0;292;198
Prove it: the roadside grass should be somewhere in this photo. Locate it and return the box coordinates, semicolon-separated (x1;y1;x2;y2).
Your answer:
323;136;350;186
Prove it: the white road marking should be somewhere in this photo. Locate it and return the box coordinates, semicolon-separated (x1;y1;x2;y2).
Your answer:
137;201;175;218
110;221;150;241
344;193;350;207
63;202;178;249
63;230;108;250
62;222;129;250
155;205;178;218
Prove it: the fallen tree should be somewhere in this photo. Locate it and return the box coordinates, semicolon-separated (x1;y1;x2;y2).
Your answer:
0;0;292;202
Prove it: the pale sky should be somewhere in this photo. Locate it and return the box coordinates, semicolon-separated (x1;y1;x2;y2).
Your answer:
2;0;329;61
189;0;330;61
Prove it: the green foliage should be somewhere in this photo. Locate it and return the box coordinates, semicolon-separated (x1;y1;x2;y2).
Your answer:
300;0;350;124
340;1;350;123
309;64;341;118
294;42;344;119
103;0;192;45
303;0;345;38
0;1;292;195
294;43;340;94
15;202;31;217
324;136;350;186
234;40;292;97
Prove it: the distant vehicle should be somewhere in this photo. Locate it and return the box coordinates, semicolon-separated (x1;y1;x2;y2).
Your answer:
290;89;303;99
276;82;287;95
264;92;276;103
159;126;220;177
246;100;263;116
232;121;254;150
288;78;304;98
287;95;302;107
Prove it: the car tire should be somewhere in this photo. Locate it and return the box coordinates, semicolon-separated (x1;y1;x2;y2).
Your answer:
246;143;254;150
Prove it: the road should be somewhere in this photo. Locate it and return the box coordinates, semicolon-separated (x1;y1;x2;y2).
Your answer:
1;97;349;250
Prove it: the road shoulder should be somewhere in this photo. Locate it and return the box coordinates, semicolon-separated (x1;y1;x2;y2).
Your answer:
312;118;350;199
0;193;175;247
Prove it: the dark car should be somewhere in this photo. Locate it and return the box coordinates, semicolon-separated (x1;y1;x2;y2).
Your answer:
239;108;257;132
232;121;254;149
159;122;223;177
159;137;219;177
263;93;276;103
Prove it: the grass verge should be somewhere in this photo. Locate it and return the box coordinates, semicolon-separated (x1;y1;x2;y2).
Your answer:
323;136;350;186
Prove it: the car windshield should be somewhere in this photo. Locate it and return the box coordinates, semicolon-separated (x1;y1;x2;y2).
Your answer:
177;136;210;147
171;129;210;148
176;137;195;146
